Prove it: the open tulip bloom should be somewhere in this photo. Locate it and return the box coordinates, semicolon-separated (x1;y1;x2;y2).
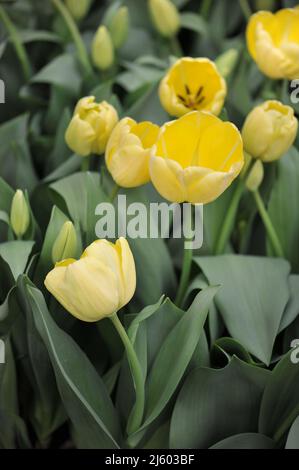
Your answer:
150;111;244;204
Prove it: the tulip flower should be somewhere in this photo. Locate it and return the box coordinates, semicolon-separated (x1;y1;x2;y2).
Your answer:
246;8;299;80
149;0;180;38
105;118;160;188
52;221;78;264
242;100;298;162
65;96;119;157
150;111;244;204
10;189;30;238
159;57;227;118
92;25;115;71
45;237;136;322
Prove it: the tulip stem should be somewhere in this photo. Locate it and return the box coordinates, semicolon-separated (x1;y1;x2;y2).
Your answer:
110;313;145;435
51;0;93;76
214;154;253;255
81;156;90;172
239;0;252;21
252;189;284;258
0;6;32;81
175;206;193;308
169;36;183;57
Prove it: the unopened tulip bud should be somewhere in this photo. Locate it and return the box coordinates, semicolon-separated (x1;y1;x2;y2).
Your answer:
246;160;264;192
149;0;180;38
10;190;30;238
92;25;114;71
52;221;77;264
215;49;239;79
242;100;298;162
65;0;91;21
109;6;130;49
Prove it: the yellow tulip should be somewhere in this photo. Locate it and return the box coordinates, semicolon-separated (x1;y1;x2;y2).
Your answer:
52;221;78;264
159;57;227;118
149;0;180;38
65;96;119;157
92;25;114;71
150;111;244;204
246;8;299;80
10;190;30;238
105;117;160;188
242;100;298;162
45;238;136;322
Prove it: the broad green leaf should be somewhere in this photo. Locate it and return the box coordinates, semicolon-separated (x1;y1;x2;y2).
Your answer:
285;416;299;449
170;357;270;449
180;12;208;35
25;282;121;449
196;255;290;364
0;241;34;280
259;351;299;443
31;54;81;96
267;148;299;272
0;177;14;213
210;433;275;449
279;275;299;332
142;286;218;430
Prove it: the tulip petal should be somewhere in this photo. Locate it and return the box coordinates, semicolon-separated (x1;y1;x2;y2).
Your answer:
65;114;95;157
150;156;186;203
115;237;136;308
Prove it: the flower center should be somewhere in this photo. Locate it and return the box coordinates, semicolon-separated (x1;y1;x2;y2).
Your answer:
177;84;205;109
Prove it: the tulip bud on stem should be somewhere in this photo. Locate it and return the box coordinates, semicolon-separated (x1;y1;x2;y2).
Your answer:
252;189;284;258
110;313;145;435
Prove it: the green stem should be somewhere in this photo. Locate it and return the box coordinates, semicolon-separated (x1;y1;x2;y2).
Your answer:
169;35;182;57
81;156;90;172
109;183;120;203
51;0;93;76
110;314;145;435
175;206;193;308
252;189;284;258
0;6;32;80
239;0;252;21
200;0;212;19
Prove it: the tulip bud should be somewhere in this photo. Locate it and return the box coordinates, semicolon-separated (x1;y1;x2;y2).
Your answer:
65;0;91;21
242;100;298;162
246;160;264;192
10;190;30;238
149;0;180;38
109;6;130;49
215;49;239;79
65;96;119;157
92;25;114;71
52;221;77;264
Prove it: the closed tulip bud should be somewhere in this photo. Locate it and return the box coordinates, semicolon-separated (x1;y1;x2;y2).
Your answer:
247;8;299;80
149;0;180;38
92;25;114;71
159;57;227;118
109;6;130;49
65;96;119;157
10;190;30;238
215;49;239;79
106;118;159;188
246;160;264;192
65;0;91;21
52;221;77;264
242;100;298;162
150;111;244;204
45;238;136;322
